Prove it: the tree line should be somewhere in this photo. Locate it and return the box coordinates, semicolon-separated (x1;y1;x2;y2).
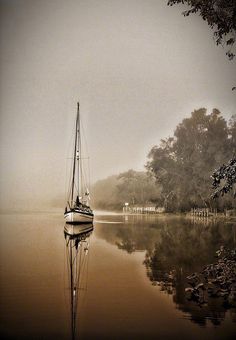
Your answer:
92;108;235;212
91;170;160;211
146;108;235;211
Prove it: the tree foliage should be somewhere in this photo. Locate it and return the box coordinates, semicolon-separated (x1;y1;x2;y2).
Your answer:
146;108;236;211
92;170;160;210
167;0;236;60
93;109;236;212
212;157;236;198
91;175;120;210
116;169;160;205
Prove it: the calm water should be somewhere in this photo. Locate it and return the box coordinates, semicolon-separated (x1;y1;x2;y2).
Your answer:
0;212;236;339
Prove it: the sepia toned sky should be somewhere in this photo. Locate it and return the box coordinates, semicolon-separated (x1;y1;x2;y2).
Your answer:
0;0;236;210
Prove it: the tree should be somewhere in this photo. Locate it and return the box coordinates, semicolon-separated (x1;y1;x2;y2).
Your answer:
147;108;234;211
91;175;120;210
92;170;161;210
147;138;180;211
116;170;161;205
211;116;236;200
168;0;236;60
228;114;236;149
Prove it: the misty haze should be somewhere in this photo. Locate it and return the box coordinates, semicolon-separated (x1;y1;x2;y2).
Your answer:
0;0;236;339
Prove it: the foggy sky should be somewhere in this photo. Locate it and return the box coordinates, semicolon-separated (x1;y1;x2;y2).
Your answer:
0;0;236;210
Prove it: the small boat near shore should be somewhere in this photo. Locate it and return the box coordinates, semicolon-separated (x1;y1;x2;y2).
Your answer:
64;102;94;224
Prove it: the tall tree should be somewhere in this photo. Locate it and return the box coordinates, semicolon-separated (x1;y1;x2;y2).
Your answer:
116;170;161;205
147;108;233;211
228;114;236;149
147;138;179;211
211;116;236;200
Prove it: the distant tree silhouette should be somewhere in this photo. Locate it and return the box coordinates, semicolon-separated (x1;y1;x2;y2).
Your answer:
92;170;160;210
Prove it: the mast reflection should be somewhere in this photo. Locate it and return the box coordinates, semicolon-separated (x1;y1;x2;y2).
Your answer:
64;223;93;340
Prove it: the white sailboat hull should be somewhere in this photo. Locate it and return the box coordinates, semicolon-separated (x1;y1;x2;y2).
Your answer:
64;210;94;224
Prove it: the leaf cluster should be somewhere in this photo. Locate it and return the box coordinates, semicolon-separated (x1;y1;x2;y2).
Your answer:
168;0;236;60
212;157;236;198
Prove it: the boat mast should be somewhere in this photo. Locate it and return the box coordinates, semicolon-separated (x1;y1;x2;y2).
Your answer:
77;102;81;203
71;103;79;205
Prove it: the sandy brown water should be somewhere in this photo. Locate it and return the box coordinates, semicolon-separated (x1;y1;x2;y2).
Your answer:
0;212;236;339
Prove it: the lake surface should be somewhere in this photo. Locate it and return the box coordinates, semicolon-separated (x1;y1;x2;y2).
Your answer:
0;212;236;339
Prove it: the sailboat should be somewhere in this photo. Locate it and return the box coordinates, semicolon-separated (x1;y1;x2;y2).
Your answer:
64;102;94;224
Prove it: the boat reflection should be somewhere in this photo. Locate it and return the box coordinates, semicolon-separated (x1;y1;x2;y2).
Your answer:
64;224;93;340
64;222;93;237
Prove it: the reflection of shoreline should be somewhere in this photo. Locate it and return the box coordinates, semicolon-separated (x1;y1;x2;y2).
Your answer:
94;209;236;222
144;222;236;327
95;216;236;326
65;228;93;340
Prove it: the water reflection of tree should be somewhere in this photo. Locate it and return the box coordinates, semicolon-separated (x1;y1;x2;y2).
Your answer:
115;223;160;254
95;215;164;253
96;217;236;326
144;220;236;326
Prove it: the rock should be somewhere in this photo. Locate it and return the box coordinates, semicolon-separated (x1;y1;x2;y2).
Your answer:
219;289;229;298
187;273;200;287
185;247;236;307
195;283;205;291
228;291;236;307
185;287;194;300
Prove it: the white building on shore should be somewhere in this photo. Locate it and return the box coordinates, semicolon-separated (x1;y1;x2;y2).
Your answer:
123;202;165;214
